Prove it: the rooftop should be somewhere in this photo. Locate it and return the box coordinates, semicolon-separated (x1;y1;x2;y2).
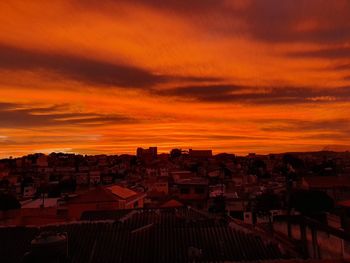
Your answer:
0;207;285;263
106;185;138;200
21;198;59;209
176;177;209;185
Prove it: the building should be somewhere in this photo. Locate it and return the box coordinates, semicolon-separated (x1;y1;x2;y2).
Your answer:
136;147;157;160
145;177;169;195
76;172;89;185
23;184;36;198
106;185;145;209
19;198;63;226
63;185;145;219
173;178;209;209
170;170;195;182
189;149;212;159
89;171;101;185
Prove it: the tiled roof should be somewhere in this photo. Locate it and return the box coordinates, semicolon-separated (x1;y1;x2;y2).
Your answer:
106;185;138;199
0;208;285;263
81;209;133;221
67;187;119;204
21;198;59;209
160;199;184;208
81;207;210;225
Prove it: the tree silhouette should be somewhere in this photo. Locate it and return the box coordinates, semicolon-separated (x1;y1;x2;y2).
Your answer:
291;190;334;216
0;193;21;211
170;148;182;159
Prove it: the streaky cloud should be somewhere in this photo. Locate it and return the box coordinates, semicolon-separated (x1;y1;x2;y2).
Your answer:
154;84;350;104
287;46;350;59
0;102;135;128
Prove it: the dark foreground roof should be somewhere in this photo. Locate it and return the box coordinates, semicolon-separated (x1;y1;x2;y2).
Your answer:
0;208;285;263
80;206;210;222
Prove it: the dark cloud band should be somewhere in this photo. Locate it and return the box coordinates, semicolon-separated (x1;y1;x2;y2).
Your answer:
0;44;166;88
0;102;134;128
153;85;350;104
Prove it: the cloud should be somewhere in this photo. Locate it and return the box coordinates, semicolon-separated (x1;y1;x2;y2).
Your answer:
0;44;167;88
121;0;350;44
154;84;350;104
333;63;350;71
0;102;134;128
261;118;350;133
241;0;350;44
154;84;243;101
0;43;221;89
78;0;229;14
288;46;350;59
301;133;350;141
0;135;100;146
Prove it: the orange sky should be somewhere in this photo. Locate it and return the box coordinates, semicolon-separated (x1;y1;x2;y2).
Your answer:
0;0;350;157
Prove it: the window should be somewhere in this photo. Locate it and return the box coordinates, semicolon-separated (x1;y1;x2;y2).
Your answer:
134;201;139;208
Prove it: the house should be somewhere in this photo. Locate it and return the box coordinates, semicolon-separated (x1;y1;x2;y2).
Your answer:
64;185;145;220
172;178;208;209
0;197;67;226
159;167;169;177
207;169;221;178
145;166;158;177
19;198;63;226
23;184;36;198
232;175;244;187
55;166;75;175
136;147;157;161
106;185;145;209
143;177;170;207
145;177;169;195
170;170;195;182
226;197;248;220
209;184;225;198
89;171;101;185
76;172;89;185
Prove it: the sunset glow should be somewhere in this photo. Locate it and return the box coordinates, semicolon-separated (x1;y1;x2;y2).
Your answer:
1;0;350;157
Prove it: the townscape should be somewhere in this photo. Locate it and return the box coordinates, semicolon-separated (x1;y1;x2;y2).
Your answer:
1;147;350;262
1;1;350;261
